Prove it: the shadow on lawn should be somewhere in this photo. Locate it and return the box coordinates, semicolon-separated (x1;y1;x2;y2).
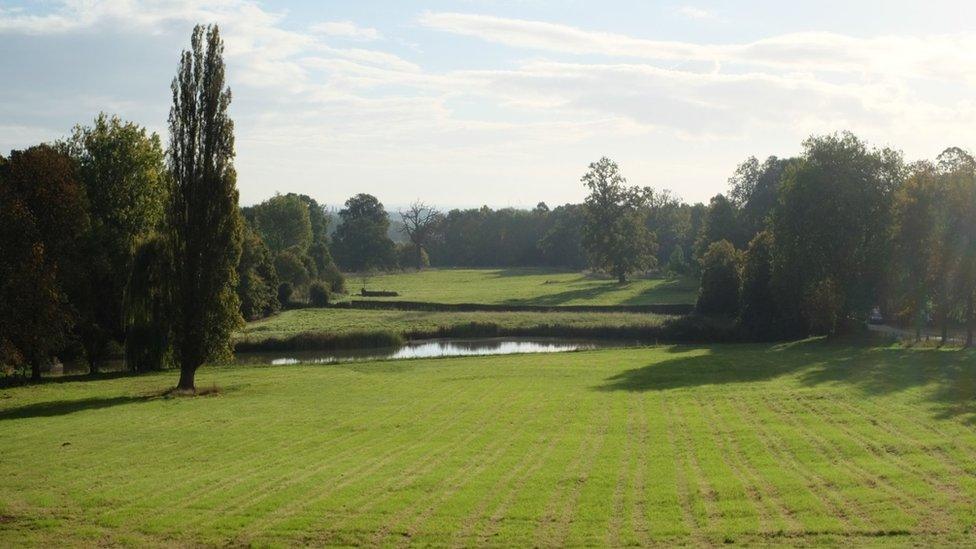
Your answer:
595;338;976;423
0;395;152;421
502;281;626;306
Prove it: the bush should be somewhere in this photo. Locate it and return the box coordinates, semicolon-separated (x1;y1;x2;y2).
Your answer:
321;261;346;293
309;281;330;307
696;240;741;316
277;282;294;307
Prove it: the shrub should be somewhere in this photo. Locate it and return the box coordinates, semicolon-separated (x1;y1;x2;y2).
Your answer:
309;281;330;307
277;282;294;307
321;261;346;293
696;240;741;316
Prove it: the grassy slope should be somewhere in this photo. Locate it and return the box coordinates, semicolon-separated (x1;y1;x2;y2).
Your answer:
2;342;976;546
239;308;671;342
352;268;698;305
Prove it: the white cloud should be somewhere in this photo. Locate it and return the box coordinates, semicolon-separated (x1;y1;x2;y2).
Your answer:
3;2;976;205
309;20;381;41
674;6;716;20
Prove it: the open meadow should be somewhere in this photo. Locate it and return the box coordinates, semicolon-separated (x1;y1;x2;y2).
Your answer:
353;269;698;306
2;341;976;546
239;308;672;344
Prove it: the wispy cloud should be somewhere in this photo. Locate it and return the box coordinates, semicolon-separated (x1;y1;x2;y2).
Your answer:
674;6;716;20
309;20;382;41
2;2;976;205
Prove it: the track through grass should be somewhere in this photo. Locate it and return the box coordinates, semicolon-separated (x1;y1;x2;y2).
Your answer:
1;341;976;546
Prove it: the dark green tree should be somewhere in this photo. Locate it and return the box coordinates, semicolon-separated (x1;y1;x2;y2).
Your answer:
580;157;657;282
166;25;244;392
124;234;173;371
332;193;396;272
739;230;776;335
61;113;168;372
771;132;901;334
696;240;741;315
695;194;741;260
0;145;89;381
252;193;313;254
237;225;280;320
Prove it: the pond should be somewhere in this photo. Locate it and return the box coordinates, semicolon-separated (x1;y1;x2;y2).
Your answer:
51;338;638;375
235;337;634;366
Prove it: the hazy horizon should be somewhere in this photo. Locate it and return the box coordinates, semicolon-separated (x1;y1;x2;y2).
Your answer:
3;0;975;208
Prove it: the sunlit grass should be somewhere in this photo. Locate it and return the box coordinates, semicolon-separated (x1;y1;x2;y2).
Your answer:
2;341;975;545
239;308;672;342
349;268;699;305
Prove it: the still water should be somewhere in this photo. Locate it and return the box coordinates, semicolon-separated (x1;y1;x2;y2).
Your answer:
237;337;630;366
54;338;634;375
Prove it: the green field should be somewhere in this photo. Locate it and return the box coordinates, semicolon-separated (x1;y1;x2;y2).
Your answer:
3;341;975;546
353;268;698;305
239;308;671;342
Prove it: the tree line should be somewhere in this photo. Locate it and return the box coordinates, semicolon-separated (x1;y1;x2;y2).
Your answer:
3;24;975;389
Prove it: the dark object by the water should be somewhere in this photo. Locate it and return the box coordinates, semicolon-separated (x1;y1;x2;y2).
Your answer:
361;289;400;297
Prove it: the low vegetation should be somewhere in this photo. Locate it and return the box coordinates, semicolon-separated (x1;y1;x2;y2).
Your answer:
2;341;975;546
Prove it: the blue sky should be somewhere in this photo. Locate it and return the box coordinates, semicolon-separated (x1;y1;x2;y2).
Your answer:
2;1;975;208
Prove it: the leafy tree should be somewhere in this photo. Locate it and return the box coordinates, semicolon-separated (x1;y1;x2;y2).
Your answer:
936;148;976;345
538;204;587;269
274;249;311;290
123;234;173;371
695;194;741;260
332;193;396;272
252;193;313;254
61;113;168;372
739;230;776;335
771;132;901;334
667;246;688;276
0;145;89;381
696;240;741;315
580;157;657;282
237;225;280;320
309;281;330;307
309;241;345;292
166;25;244;392
728;156;791;241
399;201;442;270
644;189;687;266
892;161;943;339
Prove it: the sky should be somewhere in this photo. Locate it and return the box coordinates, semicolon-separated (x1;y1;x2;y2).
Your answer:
2;1;976;209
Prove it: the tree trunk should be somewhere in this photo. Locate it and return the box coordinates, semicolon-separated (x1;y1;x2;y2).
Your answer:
88;355;99;376
941;311;949;345
30;361;41;383
617;272;626;284
177;365;196;392
966;294;974;347
415;245;424;271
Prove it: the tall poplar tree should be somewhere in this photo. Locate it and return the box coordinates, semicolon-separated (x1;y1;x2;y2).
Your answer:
166;25;243;392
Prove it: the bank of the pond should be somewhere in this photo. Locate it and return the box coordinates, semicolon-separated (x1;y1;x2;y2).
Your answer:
235;308;739;352
237;337;630;365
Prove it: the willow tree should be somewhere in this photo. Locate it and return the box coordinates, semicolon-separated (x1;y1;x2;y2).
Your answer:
166;25;243;392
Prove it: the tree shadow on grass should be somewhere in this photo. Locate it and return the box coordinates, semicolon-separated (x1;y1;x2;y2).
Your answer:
502;281;629;306
0;395;153;421
594;338;976;423
620;277;698;306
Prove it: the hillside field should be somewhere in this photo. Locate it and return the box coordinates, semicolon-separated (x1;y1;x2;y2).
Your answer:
350;268;698;306
2;341;976;546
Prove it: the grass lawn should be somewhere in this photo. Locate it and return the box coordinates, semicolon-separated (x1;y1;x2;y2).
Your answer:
239;308;672;342
351;268;698;306
2;341;976;546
